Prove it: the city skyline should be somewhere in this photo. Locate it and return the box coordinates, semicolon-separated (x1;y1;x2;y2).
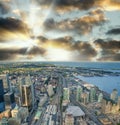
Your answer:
0;0;120;61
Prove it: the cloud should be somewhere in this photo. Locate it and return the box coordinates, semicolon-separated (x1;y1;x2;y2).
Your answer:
44;8;106;35
0;48;27;60
94;39;120;49
0;17;29;33
0;45;46;61
26;46;46;56
98;53;120;61
106;28;120;35
36;36;97;61
0;17;30;41
36;0;120;12
94;39;120;61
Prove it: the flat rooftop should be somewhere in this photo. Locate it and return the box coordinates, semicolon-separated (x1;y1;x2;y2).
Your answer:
66;106;85;117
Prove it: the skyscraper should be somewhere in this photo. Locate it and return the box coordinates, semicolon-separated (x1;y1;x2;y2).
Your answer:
81;92;89;104
76;86;82;102
21;85;32;112
98;93;103;103
1;117;9;125
90;87;96;103
4;92;15;110
47;84;54;97
63;88;70;101
0;74;10;92
20;75;35;112
110;89;118;101
64;114;74;125
0;79;5;112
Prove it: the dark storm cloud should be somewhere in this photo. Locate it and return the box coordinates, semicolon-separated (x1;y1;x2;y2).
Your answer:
0;48;27;60
94;39;120;49
44;8;106;35
94;39;120;61
0;46;46;60
106;28;120;35
0;17;29;33
26;46;46;56
55;0;95;10
72;42;97;57
0;2;10;14
98;53;120;61
36;0;96;10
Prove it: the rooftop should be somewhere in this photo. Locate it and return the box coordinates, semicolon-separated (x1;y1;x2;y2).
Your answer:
66;106;85;117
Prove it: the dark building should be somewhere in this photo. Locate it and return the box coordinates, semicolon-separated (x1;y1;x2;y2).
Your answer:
0;79;5;112
4;92;15;110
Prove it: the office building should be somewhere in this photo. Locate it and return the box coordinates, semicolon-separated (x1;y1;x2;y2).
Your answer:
63;88;70;101
47;84;54;97
101;99;107;113
98;93;103;103
76;86;82;102
110;89;118;101
0;79;5;112
0;74;10;92
1;117;9;125
90;87;96;102
4;92;15;110
64;114;74;125
20;75;35;112
81;92;89;104
21;85;32;111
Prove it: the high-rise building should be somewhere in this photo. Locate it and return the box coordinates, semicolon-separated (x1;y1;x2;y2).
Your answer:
0;79;5;112
21;85;32;112
20;75;35;112
101;99;107;113
64;114;74;125
76;86;82;102
90;87;96;103
98;93;103;103
63;88;70;101
4;92;15;110
1;117;9;125
0;74;10;92
81;92;89;104
63;88;70;106
14;95;21;107
110;89;118;101
47;84;54;97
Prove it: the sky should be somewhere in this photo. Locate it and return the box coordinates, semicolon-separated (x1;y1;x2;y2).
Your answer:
0;0;120;62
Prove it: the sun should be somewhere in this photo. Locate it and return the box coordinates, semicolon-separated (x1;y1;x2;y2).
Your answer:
46;48;71;61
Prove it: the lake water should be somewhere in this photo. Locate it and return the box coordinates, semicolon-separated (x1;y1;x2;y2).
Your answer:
48;62;120;70
50;62;120;95
77;75;120;95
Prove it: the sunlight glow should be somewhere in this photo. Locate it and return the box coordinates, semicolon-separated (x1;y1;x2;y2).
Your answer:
46;48;71;61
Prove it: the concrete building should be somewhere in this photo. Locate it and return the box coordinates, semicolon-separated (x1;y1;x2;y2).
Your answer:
98;93;103;103
63;88;70;106
90;87;96;103
1;117;9;125
76;86;82;102
64;114;74;125
11;105;28;124
20;75;35;112
47;84;54;97
81;92;89;105
4;92;15;110
0;74;10;92
0;79;5;112
110;89;118;101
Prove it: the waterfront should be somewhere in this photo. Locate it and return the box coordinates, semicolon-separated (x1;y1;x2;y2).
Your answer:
77;75;120;95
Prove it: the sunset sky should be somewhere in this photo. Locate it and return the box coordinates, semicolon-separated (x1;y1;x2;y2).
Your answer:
0;0;120;61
